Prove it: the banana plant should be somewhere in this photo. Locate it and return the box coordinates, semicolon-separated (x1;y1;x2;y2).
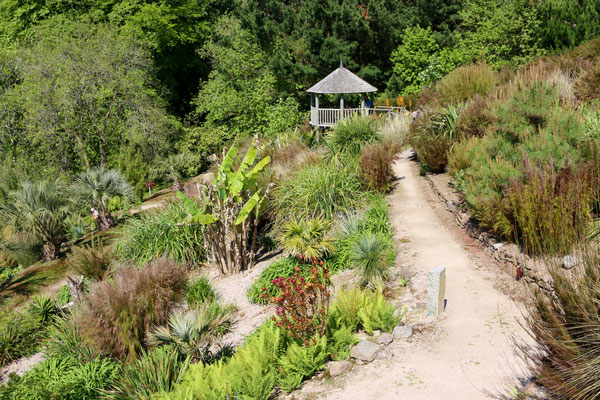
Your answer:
178;140;271;275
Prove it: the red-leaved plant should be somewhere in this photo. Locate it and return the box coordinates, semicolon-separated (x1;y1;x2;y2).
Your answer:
270;262;331;345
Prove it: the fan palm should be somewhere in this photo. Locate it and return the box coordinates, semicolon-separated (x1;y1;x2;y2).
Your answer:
72;167;134;230
147;302;235;362
279;218;334;260
0;180;70;260
150;152;197;192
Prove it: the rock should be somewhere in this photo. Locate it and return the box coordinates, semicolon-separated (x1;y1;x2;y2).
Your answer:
328;360;352;377
372;330;381;337
376;350;390;359
427;266;446;316
350;341;382;362
535;387;549;398
492;243;503;250
392;325;413;341
562;255;579;269
375;332;393;345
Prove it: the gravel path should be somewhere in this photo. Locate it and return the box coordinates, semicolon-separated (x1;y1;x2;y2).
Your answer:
290;150;530;400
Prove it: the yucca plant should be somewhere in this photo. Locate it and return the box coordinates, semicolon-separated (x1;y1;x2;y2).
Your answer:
279;218;334;260
71;167;134;231
147;302;236;362
29;294;58;323
349;233;396;287
0;180;70;260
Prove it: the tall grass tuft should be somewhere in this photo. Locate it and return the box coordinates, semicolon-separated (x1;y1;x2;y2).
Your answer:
349;233;396;287
67;241;114;282
359;138;400;193
74;257;188;361
270;161;364;226
330;114;380;155
433;63;500;106
115;201;204;266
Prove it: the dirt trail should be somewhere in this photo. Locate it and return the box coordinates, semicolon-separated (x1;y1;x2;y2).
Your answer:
297;151;529;400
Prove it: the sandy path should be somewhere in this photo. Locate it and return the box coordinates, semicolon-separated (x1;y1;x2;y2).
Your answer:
297;151;529;400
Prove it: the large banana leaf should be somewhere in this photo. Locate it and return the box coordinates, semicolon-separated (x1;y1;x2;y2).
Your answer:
189;213;219;224
234;192;261;225
176;191;200;215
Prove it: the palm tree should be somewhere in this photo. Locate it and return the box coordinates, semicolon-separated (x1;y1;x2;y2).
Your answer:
72;167;134;231
0;180;70;261
279;218;334;260
150;152;197;192
147;302;235;362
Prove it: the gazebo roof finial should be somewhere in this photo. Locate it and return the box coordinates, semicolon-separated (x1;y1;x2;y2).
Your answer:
340;57;343;68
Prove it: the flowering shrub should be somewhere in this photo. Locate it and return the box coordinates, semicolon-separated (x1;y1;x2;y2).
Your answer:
269;262;331;345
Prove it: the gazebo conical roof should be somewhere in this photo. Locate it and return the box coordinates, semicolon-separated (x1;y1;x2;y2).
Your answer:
307;60;377;94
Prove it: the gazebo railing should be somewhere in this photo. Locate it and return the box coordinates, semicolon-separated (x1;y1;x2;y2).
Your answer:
310;106;406;127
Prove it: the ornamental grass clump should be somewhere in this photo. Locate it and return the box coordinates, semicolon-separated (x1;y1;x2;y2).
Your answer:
519;250;600;399
74;257;187;361
359;138;400;193
270;263;331;346
330;114;380;155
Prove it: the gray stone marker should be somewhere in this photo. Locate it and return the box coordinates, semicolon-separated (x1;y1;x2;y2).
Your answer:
427;266;446;316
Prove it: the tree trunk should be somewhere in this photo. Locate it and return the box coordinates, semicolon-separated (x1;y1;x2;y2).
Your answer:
172;180;183;192
42;242;58;261
98;211;115;231
67;276;85;303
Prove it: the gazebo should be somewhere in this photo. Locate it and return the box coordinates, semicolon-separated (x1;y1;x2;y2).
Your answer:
307;60;378;127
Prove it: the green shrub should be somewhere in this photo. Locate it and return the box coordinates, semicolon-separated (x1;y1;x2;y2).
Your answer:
326;324;359;361
159;360;230;400
271;161;364;225
247;257;302;304
0;311;46;367
277;335;328;392
44;316;97;362
115;201;204;266
330;114;380;155
102;347;190;400
329;288;401;335
349;233;396;287
74;258;188;361
434;63;499;106
409;105;460;173
279;218;334;259
185;275;216;306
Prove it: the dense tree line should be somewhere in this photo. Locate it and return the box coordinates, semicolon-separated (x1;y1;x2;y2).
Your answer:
0;0;599;192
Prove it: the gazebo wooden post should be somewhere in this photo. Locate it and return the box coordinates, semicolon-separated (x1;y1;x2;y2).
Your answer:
361;93;366;116
315;94;320;126
340;94;344;120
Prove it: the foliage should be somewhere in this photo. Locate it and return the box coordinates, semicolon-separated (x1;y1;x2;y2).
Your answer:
279;218;334;259
147;302;235;361
67;241;114;282
0;310;46;367
350;233;396;287
432;63;499;106
518;250;600;399
247;257;302;304
55;284;72;307
71;167;134;230
329;115;380;156
277;335;328;392
115;200;204;266
44;316;97;363
329;288;401;334
29;294;58;323
0;180;70;261
150;152;199;191
0;355;120;400
179;140;271;275
74;258;188;361
360;138;399;193
536;1;600;51
186;275;216;306
271;160;364;225
102;347;190;400
270;264;331;345
409;106;460;173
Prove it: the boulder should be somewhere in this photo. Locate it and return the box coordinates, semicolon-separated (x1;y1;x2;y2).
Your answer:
375;332;393;345
562;255;579;270
392;325;413;341
328;360;353;377
350;340;381;362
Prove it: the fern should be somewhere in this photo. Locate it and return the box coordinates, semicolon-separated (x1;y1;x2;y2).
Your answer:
278;335;329;392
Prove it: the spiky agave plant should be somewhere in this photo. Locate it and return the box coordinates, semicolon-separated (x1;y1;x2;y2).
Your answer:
147;302;236;362
279;218;334;260
71;167;134;231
